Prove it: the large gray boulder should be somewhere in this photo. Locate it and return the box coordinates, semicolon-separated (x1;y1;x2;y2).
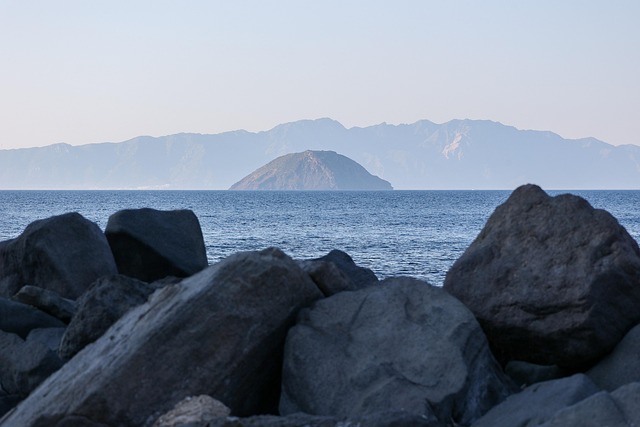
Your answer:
280;277;513;425
1;248;323;427
58;274;157;361
587;323;640;391
444;184;640;367
0;212;117;299
471;374;600;427
105;208;208;282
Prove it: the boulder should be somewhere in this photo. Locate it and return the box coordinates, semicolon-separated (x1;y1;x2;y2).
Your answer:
203;411;442;427
471;374;600;427
105;208;208;282
537;382;640;427
153;395;231;427
1;248;323;427
12;285;76;323
0;330;63;398
309;249;378;290
444;184;640;367
297;259;356;296
0;297;65;339
58;274;156;361
0;212;118;299
27;327;66;352
587;323;640;391
280;277;513;426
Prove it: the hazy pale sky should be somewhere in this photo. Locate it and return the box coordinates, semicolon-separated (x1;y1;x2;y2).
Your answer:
1;1;639;149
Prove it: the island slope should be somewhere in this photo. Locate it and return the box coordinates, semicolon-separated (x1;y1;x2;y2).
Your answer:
229;150;393;191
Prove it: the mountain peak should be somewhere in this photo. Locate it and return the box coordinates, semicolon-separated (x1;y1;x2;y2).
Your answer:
230;150;393;191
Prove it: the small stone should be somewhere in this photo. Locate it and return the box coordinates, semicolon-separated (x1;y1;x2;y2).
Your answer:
153;395;230;427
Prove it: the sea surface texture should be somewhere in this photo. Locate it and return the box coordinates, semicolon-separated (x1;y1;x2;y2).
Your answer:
1;190;639;285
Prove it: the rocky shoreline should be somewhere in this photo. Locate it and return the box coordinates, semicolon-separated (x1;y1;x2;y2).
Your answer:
1;184;640;426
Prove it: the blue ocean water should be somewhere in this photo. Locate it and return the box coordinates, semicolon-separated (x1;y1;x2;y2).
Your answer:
1;190;639;286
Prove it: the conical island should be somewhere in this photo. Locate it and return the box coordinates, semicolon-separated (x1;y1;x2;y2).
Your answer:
230;150;393;190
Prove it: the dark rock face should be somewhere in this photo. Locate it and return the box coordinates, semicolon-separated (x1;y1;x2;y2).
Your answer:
471;374;600;427
2;248;323;427
58;274;157;361
0;297;65;339
0;393;22;418
298;249;378;296
12;285;76;323
444;184;640;367
105;208;208;282
504;361;568;388
280;277;513;426
0;212;117;299
587;323;640;391
0;330;63;398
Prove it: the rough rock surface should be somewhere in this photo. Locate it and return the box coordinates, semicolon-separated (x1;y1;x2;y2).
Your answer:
308;249;378;290
12;285;76;323
58;274;157;361
0;297;65;339
297;249;378;297
471;374;600;427
2;248;323;427
105;208;208;282
444;184;640;367
280;277;513;425
153;395;231;427
538;382;640;426
203;411;442;427
0;330;63;398
587;323;640;391
0;212;117;299
297;259;359;297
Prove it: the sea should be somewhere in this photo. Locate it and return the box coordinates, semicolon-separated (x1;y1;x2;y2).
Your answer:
1;190;639;286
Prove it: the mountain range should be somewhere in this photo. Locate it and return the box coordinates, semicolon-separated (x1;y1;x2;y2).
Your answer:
230;150;393;190
1;118;639;190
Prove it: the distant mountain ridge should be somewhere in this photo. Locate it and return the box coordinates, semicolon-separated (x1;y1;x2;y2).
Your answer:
230;150;393;190
1;118;639;189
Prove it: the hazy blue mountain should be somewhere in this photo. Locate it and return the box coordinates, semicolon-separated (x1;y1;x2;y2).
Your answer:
1;118;639;189
230;150;393;190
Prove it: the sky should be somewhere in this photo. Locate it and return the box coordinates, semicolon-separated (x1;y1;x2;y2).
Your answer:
1;1;639;149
